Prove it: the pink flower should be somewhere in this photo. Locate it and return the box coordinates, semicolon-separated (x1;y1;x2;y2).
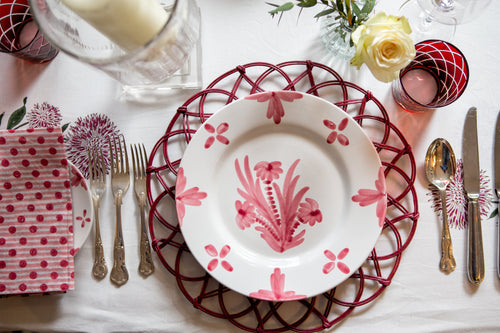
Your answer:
249;268;306;301
322;248;350;275
352;167;387;227
254;161;283;182
298;198;322;226
205;244;233;272
76;209;91;228
245;91;303;124
235;200;256;230
175;167;207;227
204;122;230;149
323;118;349;145
27;102;62;128
64;113;121;178
70;166;87;190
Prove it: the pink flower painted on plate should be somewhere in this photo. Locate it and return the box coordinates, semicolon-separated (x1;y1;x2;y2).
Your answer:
351;167;387;227
76;209;91;228
176;167;208;227
27;102;63;128
245;91;303;124
322;248;350;275
298;198;322;226
205;244;233;272
204;122;230;149
323;118;349;145
254;161;283;182
235;156;322;253
427;159;493;229
249;268;306;301
70;165;87;190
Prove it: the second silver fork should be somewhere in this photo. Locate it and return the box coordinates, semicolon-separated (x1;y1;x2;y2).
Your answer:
108;135;130;286
131;144;154;277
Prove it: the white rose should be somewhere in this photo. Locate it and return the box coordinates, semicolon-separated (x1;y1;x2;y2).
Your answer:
351;12;416;83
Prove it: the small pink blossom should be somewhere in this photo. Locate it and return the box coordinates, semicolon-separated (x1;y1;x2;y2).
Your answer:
205;244;233;272
176;167;207;227
235;200;257;230
324;118;349;145
27;102;62;128
352;167;387;227
254;161;283;182
76;209;91;228
245;91;303;124
70;166;87;190
249;268;306;301
204;122;230;149
298;198;322;226
322;248;350;274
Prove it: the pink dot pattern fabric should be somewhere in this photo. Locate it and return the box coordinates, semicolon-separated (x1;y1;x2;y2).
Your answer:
0;127;74;296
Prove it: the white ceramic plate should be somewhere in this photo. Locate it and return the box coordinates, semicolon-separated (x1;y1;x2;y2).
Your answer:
177;91;386;300
68;162;93;255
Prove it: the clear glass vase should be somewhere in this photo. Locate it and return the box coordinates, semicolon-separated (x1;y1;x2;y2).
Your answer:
320;15;355;61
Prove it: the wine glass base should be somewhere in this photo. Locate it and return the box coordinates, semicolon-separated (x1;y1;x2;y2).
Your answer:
119;37;203;104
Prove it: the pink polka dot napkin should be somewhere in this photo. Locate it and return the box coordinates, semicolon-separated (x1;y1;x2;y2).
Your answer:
0;127;74;296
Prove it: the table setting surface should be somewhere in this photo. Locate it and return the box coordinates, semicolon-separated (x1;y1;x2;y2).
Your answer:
0;0;499;332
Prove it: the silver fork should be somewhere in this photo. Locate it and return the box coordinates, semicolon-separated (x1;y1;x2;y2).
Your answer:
131;144;154;277
108;135;130;286
88;147;108;280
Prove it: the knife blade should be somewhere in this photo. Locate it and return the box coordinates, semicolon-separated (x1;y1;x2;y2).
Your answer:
462;107;484;285
494;110;500;279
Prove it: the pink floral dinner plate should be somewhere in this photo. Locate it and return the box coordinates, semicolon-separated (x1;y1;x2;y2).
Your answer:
176;91;386;300
68;161;93;255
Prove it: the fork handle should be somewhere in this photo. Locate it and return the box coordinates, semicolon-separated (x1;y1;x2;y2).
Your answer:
111;200;129;286
138;201;154;277
92;201;107;280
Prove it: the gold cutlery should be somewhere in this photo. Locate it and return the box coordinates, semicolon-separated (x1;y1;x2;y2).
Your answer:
108;135;130;286
425;138;457;272
88;147;108;280
131;143;154;277
494;111;500;279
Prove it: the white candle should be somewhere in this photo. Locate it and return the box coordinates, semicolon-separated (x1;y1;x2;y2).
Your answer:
61;0;169;51
400;68;439;105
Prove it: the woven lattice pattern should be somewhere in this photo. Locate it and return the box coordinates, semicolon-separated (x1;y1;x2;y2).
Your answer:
146;61;419;332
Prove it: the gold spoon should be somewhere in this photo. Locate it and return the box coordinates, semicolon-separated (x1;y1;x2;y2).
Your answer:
425;138;457;272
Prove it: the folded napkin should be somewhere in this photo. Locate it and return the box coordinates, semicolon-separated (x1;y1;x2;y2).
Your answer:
0;127;74;296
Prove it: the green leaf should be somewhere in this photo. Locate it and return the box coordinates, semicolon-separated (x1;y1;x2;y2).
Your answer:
0;112;4;126
313;8;336;18
489;207;498;219
352;2;361;16
7;97;27;130
62;123;69;132
362;0;375;14
13;122;28;130
297;0;317;8
268;2;295;16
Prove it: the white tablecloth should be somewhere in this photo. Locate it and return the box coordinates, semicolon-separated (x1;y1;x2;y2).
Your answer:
1;0;499;332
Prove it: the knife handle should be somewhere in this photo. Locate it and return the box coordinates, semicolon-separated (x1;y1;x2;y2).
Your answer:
497;203;500;279
467;197;484;285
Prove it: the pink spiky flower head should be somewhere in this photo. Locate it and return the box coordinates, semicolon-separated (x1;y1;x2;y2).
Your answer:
64;113;121;178
27;102;63;128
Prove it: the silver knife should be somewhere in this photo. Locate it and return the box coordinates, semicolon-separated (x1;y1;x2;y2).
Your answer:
495;111;500;279
462;107;484;285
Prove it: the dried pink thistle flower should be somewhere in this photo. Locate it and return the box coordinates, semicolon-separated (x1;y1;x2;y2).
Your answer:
64;113;121;178
27;102;62;128
427;159;493;229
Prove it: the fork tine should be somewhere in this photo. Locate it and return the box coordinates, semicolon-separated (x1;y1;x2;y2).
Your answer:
108;137;115;173
98;147;106;182
122;136;129;174
131;144;138;179
139;144;147;178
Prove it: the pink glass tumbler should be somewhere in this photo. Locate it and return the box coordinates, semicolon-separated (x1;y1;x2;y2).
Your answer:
392;40;469;113
0;0;58;63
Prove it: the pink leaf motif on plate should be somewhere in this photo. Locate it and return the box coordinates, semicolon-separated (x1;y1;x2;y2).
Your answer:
245;91;303;124
351;167;387;227
204;122;230;149
323;248;350;275
323;118;349;145
75;209;91;228
249;268;306;301
235;155;322;253
70;166;87;190
205;244;233;272
176;167;208;227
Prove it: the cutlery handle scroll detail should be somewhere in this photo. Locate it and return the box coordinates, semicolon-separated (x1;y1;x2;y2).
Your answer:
467;197;484;285
138;202;154;276
92;201;107;280
111;199;129;286
439;190;456;272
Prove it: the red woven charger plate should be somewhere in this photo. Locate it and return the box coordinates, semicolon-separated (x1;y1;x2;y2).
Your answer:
146;61;419;332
